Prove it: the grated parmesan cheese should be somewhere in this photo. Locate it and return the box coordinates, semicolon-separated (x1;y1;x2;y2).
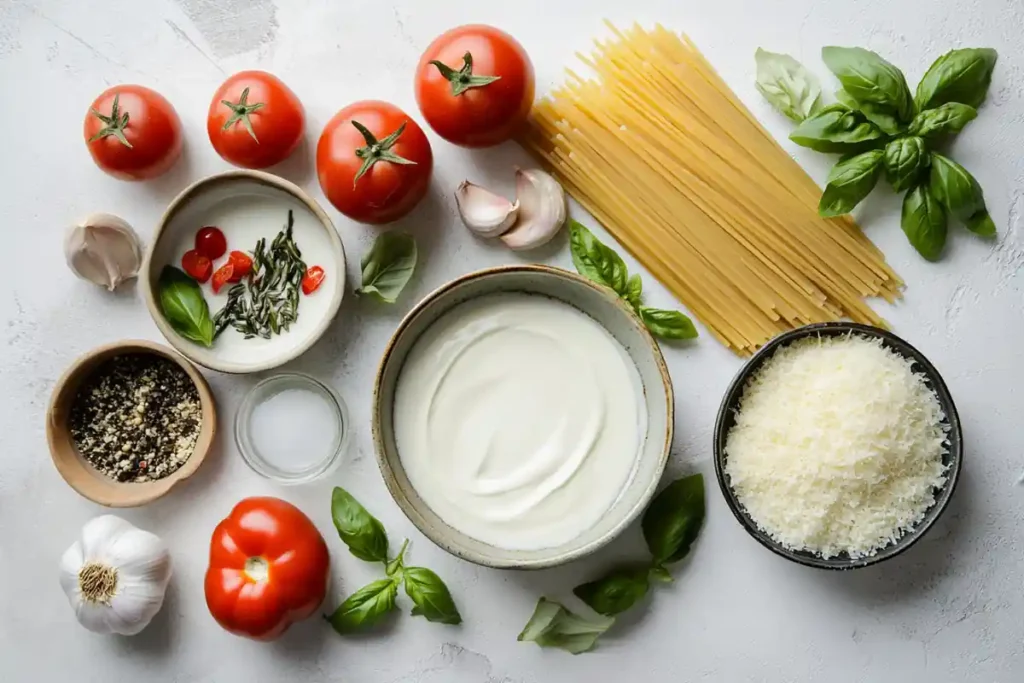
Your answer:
724;335;949;559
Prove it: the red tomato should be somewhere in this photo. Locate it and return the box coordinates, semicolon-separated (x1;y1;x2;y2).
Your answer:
205;497;330;640
227;251;253;282
415;25;534;147
301;265;325;295
207;71;304;169
84;85;183;180
316;101;433;224
181;250;212;283
195;226;227;260
211;262;234;293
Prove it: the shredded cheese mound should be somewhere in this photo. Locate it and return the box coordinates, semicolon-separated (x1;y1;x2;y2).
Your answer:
725;335;949;559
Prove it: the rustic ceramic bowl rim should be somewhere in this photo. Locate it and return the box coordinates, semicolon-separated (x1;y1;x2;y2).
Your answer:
372;264;674;569
46;339;216;507
141;169;346;374
713;321;964;570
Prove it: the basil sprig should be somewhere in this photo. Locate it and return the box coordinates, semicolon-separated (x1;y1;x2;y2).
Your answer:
157;266;215;347
756;44;998;260
519;474;705;654
325;487;461;633
569;220;697;342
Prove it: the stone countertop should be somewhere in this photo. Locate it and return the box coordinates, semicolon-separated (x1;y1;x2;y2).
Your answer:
1;0;1022;681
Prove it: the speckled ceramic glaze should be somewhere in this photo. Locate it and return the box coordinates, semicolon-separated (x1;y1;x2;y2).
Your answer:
372;265;674;569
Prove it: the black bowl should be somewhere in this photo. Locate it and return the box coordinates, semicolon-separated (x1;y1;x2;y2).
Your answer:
713;322;963;570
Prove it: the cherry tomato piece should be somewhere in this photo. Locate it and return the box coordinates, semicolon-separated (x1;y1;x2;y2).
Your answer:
301;266;325;295
415;25;534;147
195;226;227;260
227;251;253;282
316;101;433;225
211;262;234;293
181;250;212;283
207;71;304;169
84;85;183;180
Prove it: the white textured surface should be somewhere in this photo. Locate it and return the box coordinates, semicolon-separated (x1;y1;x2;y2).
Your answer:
1;0;1022;680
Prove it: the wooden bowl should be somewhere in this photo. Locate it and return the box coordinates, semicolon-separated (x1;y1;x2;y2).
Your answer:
46;340;216;507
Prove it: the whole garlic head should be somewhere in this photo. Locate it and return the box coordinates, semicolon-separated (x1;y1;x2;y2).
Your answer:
65;213;142;291
59;515;172;636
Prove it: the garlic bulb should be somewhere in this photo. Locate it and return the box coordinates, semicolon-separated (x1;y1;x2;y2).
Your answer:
455;180;519;237
500;168;567;251
65;213;143;291
59;515;172;636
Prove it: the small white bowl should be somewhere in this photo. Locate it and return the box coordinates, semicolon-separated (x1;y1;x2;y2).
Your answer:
373;265;674;569
142;170;346;374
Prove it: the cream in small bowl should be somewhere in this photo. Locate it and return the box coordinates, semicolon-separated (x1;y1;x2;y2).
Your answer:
142;170;346;374
374;265;673;568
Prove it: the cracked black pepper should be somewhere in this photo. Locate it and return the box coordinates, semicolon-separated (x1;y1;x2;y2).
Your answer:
69;354;201;483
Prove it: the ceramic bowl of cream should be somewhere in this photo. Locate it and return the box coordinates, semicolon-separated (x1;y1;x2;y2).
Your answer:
141;170;346;374
373;265;674;569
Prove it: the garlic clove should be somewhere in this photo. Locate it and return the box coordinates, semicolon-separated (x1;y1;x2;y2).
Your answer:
500;168;567;251
65;213;143;291
455;180;520;238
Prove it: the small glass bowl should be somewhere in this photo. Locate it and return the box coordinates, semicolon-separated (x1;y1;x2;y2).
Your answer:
234;373;349;484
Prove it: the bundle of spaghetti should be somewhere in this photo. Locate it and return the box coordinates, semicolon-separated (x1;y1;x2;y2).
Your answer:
519;23;903;355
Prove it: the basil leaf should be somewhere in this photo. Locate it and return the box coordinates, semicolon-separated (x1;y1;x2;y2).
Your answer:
915;48;998;111
929;153;995;235
157;266;215;347
326;579;398;633
517;598;615;655
638;306;697;340
573;567;650;617
569;220;629;296
853;101;903;136
625;273;643;309
642;473;706;566
355;233;417;303
789;105;886;153
901;184;948;261
821;46;914;123
754;48;823;123
818;149;884;217
330;487;389;563
883;137;929;193
402;567;462;625
907;102;977;139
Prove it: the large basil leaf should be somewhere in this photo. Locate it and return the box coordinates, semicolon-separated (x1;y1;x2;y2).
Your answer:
330;487;390;563
573;567;650;617
817;149;884;217
907;102;977;139
402;567;462;625
901;184;948;261
883;137;929;193
569;220;629;296
326;579;398;633
638;306;698;340
915;48;998;111
356;232;417;303
789;104;886;153
929;153;995;236
158;266;214;347
641;473;706;566
517;598;615;655
754;48;823;123
822;46;914;125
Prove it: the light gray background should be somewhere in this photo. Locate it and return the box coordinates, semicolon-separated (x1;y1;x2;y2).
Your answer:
1;0;1022;681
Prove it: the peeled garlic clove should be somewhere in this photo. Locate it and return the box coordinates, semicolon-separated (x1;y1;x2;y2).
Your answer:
65;213;143;291
500;168;567;251
455;180;520;238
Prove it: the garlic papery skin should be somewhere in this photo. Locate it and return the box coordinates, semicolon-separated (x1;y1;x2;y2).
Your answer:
500;168;567;251
455;180;520;238
59;515;172;636
65;213;143;291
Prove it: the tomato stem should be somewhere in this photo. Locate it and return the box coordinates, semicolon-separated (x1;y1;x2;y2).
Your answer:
351;120;417;187
429;51;501;97
221;87;265;143
88;93;133;148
